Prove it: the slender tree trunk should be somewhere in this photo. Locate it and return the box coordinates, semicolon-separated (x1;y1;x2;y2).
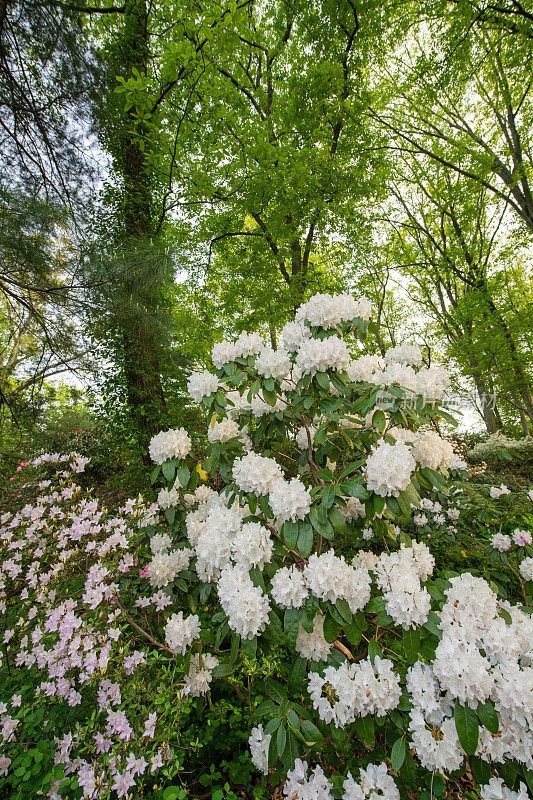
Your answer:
119;0;167;450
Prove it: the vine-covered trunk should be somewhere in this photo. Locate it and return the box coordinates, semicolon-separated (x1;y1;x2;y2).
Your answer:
119;0;167;447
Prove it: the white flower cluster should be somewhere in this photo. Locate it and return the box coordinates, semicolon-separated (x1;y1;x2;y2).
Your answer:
248;724;271;775
295;336;350;376
231;522;273;570
232;452;283;495
365;440;415;497
157;487;179;508
207;418;241;443
295;616;331;662
217;565;270;639
183;653;219;697
414;573;533;771
281;321;310;351
295;293;371;330
347;355;384;383
374;543;434;629
283;759;333;800
164;612;200;655
187;370;220;402
520;557;533;582
148;428;192;464
343;763;399;800
147;548;193;589
480;778;530;800
270;566;308;608
385;344;423;366
255;346;291;380
303;551;371;613
308;657;401;726
269;477;312;523
212;332;264;367
342;497;366;522
412;431;454;470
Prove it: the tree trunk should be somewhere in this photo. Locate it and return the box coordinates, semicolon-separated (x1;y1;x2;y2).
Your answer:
119;0;167;450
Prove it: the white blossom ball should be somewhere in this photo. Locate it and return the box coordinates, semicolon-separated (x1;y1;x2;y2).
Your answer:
343;763;399;800
164;612;200;654
207;418;241;443
281;321;310;351
255;347;291;380
270;566;308;608
231;522;273;570
187;370;220;402
249;725;271;774
212;340;237;368
519;557;533;582
269;477;312;523
412;431;454;470
365;440;416;497
149;428;192;464
295;616;331;662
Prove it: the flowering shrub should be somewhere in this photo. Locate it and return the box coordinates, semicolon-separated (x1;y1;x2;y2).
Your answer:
1;292;532;800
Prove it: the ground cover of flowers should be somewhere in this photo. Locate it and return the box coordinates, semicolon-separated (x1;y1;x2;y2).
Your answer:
1;293;532;800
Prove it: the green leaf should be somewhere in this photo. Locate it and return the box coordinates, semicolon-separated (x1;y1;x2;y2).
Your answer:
454;700;479;754
283;521;299;548
335;598;352;624
177;465;190;487
299;718;323;746
276;724;287;756
321;484;336;509
240;637;257;659
344;622;362;646
150;465;161;484
163;788;182;800
297;522;313;556
400;750;417;791
284;608;300;645
368;639;382;663
265;679;287;705
403;628;420;663
391;737;406;771
328;505;346;532
323;614;342;643
477;700;499;734
211;663;232;677
164;507;175;526
470;756;491;786
354;715;375;747
162;461;176;482
315;371;330;390
288;656;307;694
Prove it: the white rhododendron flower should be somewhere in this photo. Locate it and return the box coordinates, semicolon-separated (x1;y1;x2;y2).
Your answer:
217;565;270;639
231;522;273;570
365;440;415;497
249;724;271;774
480;778;530;800
150;533;172;554
343;763;400;800
187;370;219;402
232;452;283;495
412;431;454;470
519;557;533;581
304;551;371;612
164;612;200;654
296;336;350;375
283;759;333;800
147;549;192;589
295;616;331;662
269;477;312;523
183;654;218;697
385;344;423;367
491;533;511;552
149;428;192;464
255;346;291;380
207;418;241;443
270;566;308;608
282;321;310;351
